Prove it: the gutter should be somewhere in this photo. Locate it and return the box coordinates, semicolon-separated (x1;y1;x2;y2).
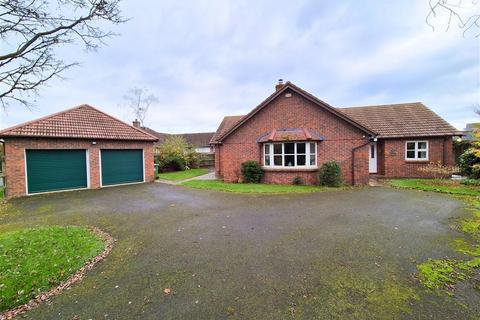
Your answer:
351;136;376;186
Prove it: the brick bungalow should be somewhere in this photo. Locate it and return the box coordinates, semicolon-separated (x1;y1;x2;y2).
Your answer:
210;81;461;185
0;104;158;198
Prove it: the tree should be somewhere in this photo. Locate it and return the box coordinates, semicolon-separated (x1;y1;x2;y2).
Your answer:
123;87;158;127
0;0;126;109
426;0;480;37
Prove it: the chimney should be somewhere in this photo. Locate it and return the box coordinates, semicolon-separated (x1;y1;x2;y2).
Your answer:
132;119;140;128
275;79;285;91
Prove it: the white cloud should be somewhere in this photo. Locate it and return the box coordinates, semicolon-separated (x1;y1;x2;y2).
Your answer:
1;0;478;133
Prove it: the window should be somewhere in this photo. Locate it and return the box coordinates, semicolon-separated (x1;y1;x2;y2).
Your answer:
405;141;428;160
263;142;317;167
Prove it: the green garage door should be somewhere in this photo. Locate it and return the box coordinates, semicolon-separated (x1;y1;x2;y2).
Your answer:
101;149;143;186
26;149;88;194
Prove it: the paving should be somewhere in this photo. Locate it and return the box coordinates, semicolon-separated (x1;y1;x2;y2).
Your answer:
0;183;478;319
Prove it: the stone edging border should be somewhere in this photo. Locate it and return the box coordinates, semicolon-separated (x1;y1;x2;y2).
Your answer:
0;226;116;320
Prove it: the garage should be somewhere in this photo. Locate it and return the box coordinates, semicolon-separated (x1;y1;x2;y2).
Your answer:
101;149;144;186
26;149;88;194
0;104;157;198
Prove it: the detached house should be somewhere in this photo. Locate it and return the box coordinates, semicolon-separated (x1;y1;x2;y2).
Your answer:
0;105;158;198
211;81;461;185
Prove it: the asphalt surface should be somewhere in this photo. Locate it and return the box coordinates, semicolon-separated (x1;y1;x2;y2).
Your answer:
1;183;478;319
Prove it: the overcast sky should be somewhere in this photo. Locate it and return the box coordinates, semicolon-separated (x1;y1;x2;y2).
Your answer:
1;0;479;133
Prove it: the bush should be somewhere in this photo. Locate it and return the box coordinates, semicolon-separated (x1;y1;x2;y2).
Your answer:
417;161;459;179
458;149;480;179
159;155;186;171
292;176;304;185
241;161;264;183
461;178;480;186
319;161;342;187
156;135;200;171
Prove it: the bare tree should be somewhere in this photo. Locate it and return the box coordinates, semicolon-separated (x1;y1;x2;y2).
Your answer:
123;87;158;127
0;0;126;109
426;0;480;36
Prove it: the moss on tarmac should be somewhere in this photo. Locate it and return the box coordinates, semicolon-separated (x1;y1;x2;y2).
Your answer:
1;183;479;319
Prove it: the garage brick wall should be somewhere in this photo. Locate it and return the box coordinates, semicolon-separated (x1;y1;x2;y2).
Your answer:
3;138;155;198
215;89;371;186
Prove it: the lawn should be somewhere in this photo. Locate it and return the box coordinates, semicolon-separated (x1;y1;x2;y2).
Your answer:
181;179;343;193
0;226;105;312
0;187;3;199
389;179;480;196
158;168;208;181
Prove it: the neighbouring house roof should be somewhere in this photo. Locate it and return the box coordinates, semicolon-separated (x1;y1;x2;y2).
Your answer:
257;128;324;143
211;82;376;144
175;132;215;148
0;104;158;141
339;103;462;138
464;123;479;141
141;127;170;144
142;128;215;148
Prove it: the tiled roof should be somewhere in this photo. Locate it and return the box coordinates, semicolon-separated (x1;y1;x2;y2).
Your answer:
210;115;244;144
0;104;158;141
339;102;461;138
142;128;215;147
257;128;324;142
141;127;170;143
211;82;376;143
177;132;215;147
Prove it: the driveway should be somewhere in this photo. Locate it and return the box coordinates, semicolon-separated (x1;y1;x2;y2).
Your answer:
1;184;478;319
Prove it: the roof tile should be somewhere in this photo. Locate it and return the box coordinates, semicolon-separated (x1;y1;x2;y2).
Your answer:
0;104;158;141
339;103;461;138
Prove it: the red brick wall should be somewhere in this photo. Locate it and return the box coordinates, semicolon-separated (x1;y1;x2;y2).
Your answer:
216;89;371;185
382;137;454;178
4;138;155;198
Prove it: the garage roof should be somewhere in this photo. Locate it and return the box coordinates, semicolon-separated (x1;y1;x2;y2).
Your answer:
0;104;158;141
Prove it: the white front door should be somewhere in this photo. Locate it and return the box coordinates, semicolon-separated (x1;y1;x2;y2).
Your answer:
369;142;377;173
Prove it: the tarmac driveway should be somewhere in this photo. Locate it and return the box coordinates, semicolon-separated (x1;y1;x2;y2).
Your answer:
1;183;478;319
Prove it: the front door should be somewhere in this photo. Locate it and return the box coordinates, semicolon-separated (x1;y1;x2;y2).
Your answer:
369;142;377;173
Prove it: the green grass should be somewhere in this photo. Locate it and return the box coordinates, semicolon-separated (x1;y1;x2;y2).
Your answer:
181;179;343;194
0;187;3;199
158;168;208;181
389;179;480;196
0;226;105;312
403;180;480;292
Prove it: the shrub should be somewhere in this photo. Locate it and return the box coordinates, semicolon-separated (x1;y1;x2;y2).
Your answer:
156;135;200;171
319;161;342;187
159;155;186;171
417;161;459;179
241;161;264;183
458;149;480;179
460;178;480;186
292;176;304;185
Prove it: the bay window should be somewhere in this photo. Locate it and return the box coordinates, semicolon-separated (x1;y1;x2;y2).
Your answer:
405;141;428;160
263;142;317;167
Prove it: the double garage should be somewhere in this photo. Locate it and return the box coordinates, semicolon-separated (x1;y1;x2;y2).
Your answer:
0;105;158;198
25;149;145;194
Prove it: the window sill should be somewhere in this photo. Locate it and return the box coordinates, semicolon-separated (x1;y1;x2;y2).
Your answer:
404;160;429;163
262;166;318;172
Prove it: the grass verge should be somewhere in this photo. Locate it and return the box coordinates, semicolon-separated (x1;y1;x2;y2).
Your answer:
181;179;345;194
0;226;105;312
158;168;208;181
389;179;479;196
389;179;480;293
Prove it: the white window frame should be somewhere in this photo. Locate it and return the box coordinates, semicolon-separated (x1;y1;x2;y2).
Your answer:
263;142;317;168
405;140;428;161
